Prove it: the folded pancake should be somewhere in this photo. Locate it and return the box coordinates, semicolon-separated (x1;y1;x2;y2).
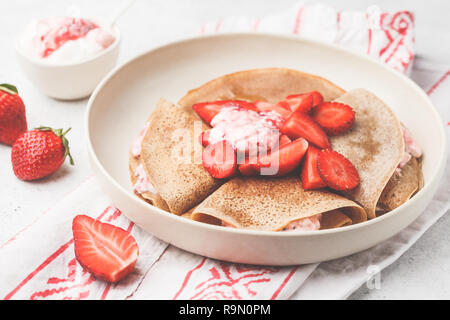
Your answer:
330;89;406;219
140;98;222;214
178;68;345;115
190;176;366;231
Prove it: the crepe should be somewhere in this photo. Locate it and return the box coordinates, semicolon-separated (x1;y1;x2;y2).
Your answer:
140;98;222;215
190;176;366;231
330;89;407;219
178;68;345;115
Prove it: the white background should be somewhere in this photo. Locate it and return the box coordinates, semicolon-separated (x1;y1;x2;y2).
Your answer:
0;0;448;299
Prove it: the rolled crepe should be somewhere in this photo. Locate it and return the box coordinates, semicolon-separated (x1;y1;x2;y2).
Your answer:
330;89;407;219
140;99;222;214
191;176;366;231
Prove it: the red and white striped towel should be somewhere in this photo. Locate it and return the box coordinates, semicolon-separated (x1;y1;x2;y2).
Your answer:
1;3;449;300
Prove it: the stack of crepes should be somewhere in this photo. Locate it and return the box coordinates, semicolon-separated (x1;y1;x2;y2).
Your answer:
129;68;423;231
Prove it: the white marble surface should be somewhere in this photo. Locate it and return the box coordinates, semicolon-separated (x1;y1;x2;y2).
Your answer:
0;0;448;299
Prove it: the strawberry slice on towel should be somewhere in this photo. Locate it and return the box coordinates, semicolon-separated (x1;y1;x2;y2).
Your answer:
311;102;355;135
193;100;259;125
281;112;330;149
202;140;237;179
72;215;139;283
301;145;327;190
317;149;360;191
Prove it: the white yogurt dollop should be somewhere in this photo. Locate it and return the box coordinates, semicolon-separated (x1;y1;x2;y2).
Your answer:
18;16;116;64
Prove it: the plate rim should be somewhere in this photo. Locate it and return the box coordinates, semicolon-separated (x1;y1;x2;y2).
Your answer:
85;32;448;237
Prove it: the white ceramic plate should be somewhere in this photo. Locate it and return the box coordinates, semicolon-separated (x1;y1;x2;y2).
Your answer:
86;33;447;265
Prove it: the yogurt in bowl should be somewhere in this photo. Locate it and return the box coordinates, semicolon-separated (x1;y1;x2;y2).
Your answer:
18;16;116;64
15;16;120;100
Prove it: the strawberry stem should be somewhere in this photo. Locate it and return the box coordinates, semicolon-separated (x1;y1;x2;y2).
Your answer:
35;126;75;165
0;83;18;95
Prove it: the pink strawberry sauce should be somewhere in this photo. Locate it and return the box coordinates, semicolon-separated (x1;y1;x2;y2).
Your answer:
396;126;422;174
131;122;157;195
209;106;284;155
283;214;322;231
39;17;99;58
133;164;157;195
19;16;116;63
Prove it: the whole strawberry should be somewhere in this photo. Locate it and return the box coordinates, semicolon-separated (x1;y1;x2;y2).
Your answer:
11;127;74;181
0;84;27;145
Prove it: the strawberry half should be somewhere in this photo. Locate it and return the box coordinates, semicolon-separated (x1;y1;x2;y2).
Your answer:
72;215;139;283
301;145;327;190
254;137;308;176
311;102;355;135
286;91;323;112
0;84;27;145
193;100;259;126
202;140;237;179
317;149;359;191
281;112;330;149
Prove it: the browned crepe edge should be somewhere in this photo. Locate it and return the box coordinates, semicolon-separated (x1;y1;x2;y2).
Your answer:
321;210;353;229
191;176;366;231
178;68;346;115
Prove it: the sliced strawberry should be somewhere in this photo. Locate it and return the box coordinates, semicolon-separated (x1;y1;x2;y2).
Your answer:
256;138;308;176
286;91;323;111
317;149;359;191
301;146;327;190
254;101;292;120
281;112;330;149
193;100;259;126
311;102;355;135
284;93;313;113
275;100;292;110
199;130;211;147
72;215;139;283
238;156;259;176
279;134;292;147
202;140;237;179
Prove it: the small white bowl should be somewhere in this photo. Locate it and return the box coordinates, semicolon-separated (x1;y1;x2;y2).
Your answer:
15;19;120;100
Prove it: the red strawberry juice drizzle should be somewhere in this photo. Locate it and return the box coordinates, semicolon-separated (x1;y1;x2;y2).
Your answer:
40;17;99;58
